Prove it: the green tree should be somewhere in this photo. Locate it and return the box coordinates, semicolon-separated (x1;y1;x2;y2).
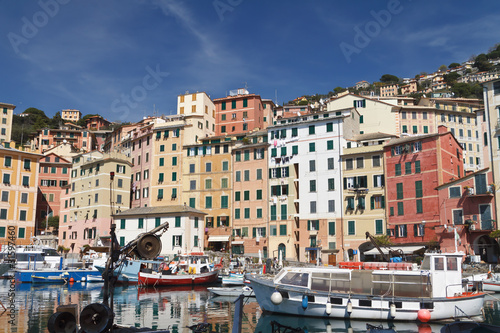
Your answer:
443;72;460;85
448;62;460;69
438;64;448;72
474;53;492;72
380;74;399;83
451;83;482;99
333;87;346;94
50;111;63;129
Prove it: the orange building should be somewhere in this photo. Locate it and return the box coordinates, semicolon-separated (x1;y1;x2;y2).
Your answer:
213;89;265;136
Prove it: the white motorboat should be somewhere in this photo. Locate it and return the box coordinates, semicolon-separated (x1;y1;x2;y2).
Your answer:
465;272;500;292
247;252;485;321
208;286;254;297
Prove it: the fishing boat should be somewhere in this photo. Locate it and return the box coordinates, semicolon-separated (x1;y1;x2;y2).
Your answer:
221;272;246;285
32;274;68;284
138;253;219;286
94;258;162;284
86;275;104;283
246;252;485;321
465;272;500;292
208;286;254;297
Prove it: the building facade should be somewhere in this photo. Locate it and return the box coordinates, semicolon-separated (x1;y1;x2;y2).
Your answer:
0;103;15;143
0;146;42;245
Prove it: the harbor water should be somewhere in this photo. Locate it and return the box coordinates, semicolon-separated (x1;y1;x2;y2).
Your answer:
1;279;499;333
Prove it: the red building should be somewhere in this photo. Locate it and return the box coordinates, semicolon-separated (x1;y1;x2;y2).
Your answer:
436;168;497;261
85;115;112;131
384;126;463;245
213;89;265;136
36;153;71;233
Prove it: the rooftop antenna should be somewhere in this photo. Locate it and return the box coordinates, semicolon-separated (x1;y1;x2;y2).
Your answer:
275;89;278;105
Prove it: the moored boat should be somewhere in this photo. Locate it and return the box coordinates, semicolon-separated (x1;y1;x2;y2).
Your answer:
138;253;219;286
247;252;485;321
221;272;246;285
208;286;254;297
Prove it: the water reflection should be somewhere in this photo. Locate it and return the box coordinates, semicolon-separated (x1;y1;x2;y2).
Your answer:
0;279;499;333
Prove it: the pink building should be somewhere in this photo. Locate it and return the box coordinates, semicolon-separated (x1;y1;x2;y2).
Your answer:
36;153;71;234
436;168;497;261
129;123;154;208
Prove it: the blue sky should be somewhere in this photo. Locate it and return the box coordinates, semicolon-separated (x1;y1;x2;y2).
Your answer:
1;0;499;123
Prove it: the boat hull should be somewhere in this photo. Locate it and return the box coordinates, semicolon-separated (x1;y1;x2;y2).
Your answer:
483;280;500;292
208;286;254;297
15;269;101;283
138;270;219;286
247;275;485;321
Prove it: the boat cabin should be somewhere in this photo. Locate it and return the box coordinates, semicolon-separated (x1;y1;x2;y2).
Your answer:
274;252;465;299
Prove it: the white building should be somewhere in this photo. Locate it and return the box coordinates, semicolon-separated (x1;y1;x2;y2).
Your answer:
267;108;359;263
114;205;207;258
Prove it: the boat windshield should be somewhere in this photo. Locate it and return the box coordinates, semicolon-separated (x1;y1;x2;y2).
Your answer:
278;272;309;287
421;256;431;270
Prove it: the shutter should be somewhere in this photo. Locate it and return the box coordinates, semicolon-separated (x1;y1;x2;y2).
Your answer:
254;149;257;160
329;222;335;235
353;100;356;107
381;196;385;208
370;196;374;210
414;224;418;236
276;168;281;178
217;216;221;227
307;220;311;230
362;100;366;108
262;228;266;237
381;175;385;186
253;228;256;238
172;235;175;247
116;165;119;173
343;178;347;190
269;169;272;178
391;147;394;156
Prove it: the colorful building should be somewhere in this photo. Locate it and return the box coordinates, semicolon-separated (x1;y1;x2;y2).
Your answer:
36;153;71;233
0;145;42;245
231;130;269;257
384;126;463;245
213;89;266;136
58;151;132;251
31;127;93;154
61;109;82;122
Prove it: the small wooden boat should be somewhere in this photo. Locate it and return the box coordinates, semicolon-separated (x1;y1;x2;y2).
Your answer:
208;286;254;297
32;275;67;284
221;272;245;285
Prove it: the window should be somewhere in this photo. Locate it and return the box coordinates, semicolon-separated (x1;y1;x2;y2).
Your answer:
416;199;423;213
328;178;335;191
309;125;315;135
375;219;383;235
256;169;262;180
415;160;421;173
21;193;28;204
395;224;407;238
256;189;262;200
405;162;411;174
292;145;298;155
3;173;10;184
4;156;11;167
449;186;461;198
348;221;355;235
235;171;241;182
205;196;212;209
373;174;384;187
356;157;364;169
346;159;353;170
1;191;8;202
328;199;335;212
395;163;401;176
328;157;334;170
244;191;250;201
138;218;144;229
172;172;177;181
190;180;196;190
415;180;423;198
309;160;316;172
244;170;250;181
396;183;403;199
310;201;317;213
232;100;236;109
222;161;228;171
327;140;334;150
244;208;250;219
328;221;336;235
371;195;385;209
292;128;298;137
18;227;25;239
453;209;463;225
22;176;29;187
19;210;27;221
309;142;315;152
397;202;404;215
310;180;316;192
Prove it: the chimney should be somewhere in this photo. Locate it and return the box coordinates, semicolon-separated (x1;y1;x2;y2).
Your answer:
437;125;448;134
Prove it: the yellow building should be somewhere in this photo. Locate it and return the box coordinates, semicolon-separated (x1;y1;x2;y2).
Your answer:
341;133;394;260
0;145;42;245
61;109;82;122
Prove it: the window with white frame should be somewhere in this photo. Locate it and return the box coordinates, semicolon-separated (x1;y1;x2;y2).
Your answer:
453;209;463;225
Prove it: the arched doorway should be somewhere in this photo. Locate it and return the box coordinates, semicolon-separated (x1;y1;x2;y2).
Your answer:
278;243;286;261
474;235;500;263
